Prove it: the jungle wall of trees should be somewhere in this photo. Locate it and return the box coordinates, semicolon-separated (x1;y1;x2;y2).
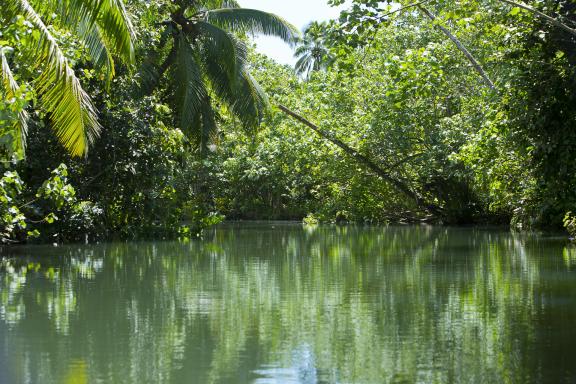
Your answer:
1;0;576;243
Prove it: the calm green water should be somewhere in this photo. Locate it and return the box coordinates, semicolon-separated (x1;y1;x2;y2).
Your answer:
1;224;576;384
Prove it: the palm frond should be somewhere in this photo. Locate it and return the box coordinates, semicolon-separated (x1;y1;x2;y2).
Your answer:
205;8;299;44
199;96;217;155
294;28;334;78
295;53;313;76
196;21;242;82
294;41;313;56
201;42;237;105
0;48;28;156
199;33;265;130
172;33;207;135
98;0;135;62
229;68;268;132
5;0;100;156
77;19;116;86
51;0;135;64
36;65;101;157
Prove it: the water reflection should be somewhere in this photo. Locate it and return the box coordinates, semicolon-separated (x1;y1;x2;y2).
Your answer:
1;224;575;383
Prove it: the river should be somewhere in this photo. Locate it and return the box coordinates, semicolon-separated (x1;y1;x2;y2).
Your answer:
1;223;575;383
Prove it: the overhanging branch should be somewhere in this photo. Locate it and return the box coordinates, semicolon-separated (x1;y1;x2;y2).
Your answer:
277;104;444;216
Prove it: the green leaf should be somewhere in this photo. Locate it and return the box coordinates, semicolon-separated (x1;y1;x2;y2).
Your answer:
205;8;299;45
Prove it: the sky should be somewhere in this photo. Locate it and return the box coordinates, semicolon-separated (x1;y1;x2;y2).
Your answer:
237;0;350;65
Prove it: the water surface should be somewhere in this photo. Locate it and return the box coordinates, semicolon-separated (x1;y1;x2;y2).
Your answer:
1;224;576;383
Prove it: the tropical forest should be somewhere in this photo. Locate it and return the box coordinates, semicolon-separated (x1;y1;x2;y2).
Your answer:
1;0;576;383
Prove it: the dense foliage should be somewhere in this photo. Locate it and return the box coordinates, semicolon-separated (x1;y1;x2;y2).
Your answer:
215;0;576;228
1;0;576;243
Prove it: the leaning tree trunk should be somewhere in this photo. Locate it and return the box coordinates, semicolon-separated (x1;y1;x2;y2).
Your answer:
277;104;444;217
417;5;498;91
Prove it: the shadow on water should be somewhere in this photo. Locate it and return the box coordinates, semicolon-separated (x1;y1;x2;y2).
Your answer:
1;224;576;383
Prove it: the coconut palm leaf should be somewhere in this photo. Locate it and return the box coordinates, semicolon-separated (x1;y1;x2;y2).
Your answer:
197;30;265;130
4;0;101;156
148;3;298;156
230;68;268;132
95;0;135;62
294;40;313;56
200;35;241;104
294;21;334;79
196;21;242;81
36;65;101;157
205;8;299;44
51;0;135;63
295;52;314;77
77;19;116;86
0;48;28;155
199;96;217;154
172;33;207;136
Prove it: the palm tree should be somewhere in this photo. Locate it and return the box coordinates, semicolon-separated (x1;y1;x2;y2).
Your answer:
294;22;334;79
0;0;135;158
140;0;299;155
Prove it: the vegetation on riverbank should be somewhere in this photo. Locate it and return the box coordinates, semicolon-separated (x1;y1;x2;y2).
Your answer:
1;0;576;243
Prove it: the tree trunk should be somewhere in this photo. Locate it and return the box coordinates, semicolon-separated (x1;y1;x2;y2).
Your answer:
417;5;498;91
277;104;444;217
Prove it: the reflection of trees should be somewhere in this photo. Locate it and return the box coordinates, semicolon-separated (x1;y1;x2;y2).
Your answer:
0;225;574;383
